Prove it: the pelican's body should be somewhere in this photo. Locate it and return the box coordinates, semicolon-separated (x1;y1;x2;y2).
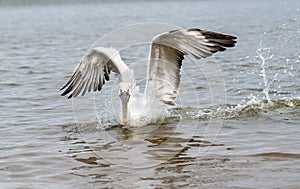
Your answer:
61;28;237;126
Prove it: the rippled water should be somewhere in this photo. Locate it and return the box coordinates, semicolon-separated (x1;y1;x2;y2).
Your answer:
1;0;300;188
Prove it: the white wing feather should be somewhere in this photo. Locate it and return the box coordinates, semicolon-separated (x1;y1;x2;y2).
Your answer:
61;47;128;98
145;28;236;105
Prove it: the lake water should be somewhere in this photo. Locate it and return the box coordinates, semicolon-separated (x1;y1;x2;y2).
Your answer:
1;0;300;188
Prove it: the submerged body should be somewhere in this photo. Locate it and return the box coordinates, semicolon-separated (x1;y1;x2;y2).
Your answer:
61;28;237;126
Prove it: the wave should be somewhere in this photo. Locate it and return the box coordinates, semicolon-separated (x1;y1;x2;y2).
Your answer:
168;97;300;121
72;97;300;129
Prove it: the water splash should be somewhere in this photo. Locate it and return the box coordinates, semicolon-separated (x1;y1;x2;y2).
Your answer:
168;98;300;122
256;46;275;104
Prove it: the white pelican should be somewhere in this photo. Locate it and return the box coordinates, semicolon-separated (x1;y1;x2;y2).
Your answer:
61;28;236;126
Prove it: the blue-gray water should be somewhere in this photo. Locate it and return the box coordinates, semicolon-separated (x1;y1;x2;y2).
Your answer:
1;0;300;188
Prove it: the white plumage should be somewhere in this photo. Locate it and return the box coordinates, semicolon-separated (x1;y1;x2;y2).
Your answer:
61;28;236;126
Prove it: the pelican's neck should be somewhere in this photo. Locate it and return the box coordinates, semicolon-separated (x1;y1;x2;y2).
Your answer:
119;68;134;83
126;85;147;126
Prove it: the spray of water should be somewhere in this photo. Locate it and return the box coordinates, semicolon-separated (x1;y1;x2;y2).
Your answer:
256;46;275;105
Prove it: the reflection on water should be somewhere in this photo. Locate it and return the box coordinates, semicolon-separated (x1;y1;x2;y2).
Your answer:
61;98;300;187
74;122;197;168
63;120;221;188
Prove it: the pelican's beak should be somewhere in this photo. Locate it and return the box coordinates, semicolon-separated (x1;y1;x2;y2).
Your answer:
119;91;129;125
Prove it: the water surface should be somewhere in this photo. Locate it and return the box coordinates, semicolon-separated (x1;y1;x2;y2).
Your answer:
0;0;300;188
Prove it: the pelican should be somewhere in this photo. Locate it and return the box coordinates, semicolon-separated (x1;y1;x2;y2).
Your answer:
61;28;236;126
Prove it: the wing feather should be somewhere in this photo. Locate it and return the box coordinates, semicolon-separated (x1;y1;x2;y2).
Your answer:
145;28;237;106
60;47;127;98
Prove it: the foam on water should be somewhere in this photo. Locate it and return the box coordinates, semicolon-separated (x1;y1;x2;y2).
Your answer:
168;97;300;122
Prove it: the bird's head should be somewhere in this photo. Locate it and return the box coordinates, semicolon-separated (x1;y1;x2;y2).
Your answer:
118;68;136;125
119;83;133;125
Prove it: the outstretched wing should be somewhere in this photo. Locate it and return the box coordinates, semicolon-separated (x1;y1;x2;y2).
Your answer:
60;47;128;98
145;28;237;105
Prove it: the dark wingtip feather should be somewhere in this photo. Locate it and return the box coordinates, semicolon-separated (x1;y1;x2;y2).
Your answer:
229;35;237;40
198;29;237;41
187;27;237;48
60;86;65;91
60;81;71;91
61;85;73;96
219;46;227;51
